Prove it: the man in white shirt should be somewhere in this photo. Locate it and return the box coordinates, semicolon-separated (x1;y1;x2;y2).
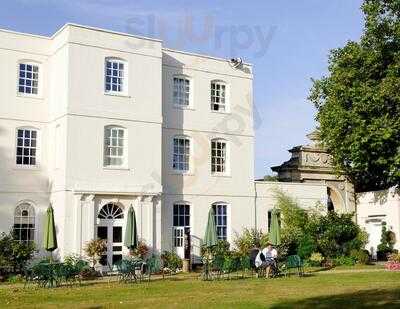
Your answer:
262;244;278;260
255;243;278;278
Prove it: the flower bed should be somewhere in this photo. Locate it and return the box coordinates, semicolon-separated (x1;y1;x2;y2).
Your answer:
385;261;400;271
385;253;400;271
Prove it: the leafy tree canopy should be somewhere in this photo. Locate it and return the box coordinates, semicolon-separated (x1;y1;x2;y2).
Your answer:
309;0;400;192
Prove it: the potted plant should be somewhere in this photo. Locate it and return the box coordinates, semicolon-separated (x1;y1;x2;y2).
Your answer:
129;241;149;259
84;239;107;268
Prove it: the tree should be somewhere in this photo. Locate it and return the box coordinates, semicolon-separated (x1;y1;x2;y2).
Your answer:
309;0;400;192
263;175;278;182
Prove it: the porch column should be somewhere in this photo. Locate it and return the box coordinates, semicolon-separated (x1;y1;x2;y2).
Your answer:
140;195;154;249
81;194;95;254
74;194;83;255
154;195;162;253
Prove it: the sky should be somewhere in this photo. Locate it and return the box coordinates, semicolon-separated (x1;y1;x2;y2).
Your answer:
1;0;365;178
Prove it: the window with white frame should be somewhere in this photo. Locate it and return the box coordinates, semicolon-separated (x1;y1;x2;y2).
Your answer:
173;136;190;172
14;203;35;244
105;58;125;93
173;76;190;107
212;203;227;241
18;63;39;95
16;128;38;166
211;81;227;112
211;139;227;174
173;203;190;247
104;126;126;167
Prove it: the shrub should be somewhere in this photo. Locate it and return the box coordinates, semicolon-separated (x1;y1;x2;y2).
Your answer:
201;240;231;261
7;274;24;283
160;251;182;272
130;241;149;259
297;234;317;259
84;239;107;266
0;232;35;273
274;190;368;261
377;223;396;261
233;229;268;256
387;252;400;263
79;267;100;280
308;252;324;267
349;249;370;265
333;255;356;266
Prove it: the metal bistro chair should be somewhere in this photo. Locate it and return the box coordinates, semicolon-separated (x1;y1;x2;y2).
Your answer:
284;255;304;277
116;259;136;283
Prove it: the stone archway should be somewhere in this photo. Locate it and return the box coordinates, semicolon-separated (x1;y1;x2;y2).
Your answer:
327;186;346;213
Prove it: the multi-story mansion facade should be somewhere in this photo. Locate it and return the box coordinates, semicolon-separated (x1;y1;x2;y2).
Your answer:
0;24;328;264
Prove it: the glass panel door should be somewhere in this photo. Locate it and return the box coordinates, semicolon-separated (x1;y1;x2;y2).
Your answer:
112;226;123;265
173;227;185;258
97;226;108;266
97;221;124;267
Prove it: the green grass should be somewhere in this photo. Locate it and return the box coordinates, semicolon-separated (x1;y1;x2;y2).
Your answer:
0;269;399;308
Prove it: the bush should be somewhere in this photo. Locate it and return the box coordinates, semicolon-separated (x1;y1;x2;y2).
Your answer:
0;232;35;274
7;274;24;283
233;228;269;256
377;223;396;261
79;267;100;280
130;241;149;259
274;190;368;262
160;251;182;272
333;256;356;266
385;253;400;271
308;252;324;267
387;252;400;263
84;239;107;266
350;249;370;265
297;234;317;259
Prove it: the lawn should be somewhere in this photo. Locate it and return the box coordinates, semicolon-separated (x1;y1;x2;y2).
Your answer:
1;268;400;308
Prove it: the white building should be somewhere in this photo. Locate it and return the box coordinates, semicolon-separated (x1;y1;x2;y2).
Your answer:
0;24;327;265
357;187;400;259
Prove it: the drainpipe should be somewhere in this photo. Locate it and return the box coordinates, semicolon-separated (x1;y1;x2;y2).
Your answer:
254;181;258;230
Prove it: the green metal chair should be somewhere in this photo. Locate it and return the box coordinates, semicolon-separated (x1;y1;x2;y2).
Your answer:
284;255;304;277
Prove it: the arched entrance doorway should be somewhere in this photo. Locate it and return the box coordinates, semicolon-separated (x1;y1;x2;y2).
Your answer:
327;186;345;213
97;203;124;267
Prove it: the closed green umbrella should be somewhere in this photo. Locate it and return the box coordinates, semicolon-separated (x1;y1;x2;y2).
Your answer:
204;208;218;247
43;205;58;259
269;208;281;246
124;205;138;250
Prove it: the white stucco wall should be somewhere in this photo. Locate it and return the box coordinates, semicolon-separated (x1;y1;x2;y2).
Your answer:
255;181;328;233
357;187;400;257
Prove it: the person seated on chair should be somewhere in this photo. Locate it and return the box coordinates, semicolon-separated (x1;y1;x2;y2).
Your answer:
257;243;278;278
262;243;278;263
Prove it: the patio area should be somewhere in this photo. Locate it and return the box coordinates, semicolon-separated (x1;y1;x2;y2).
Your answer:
1;266;400;308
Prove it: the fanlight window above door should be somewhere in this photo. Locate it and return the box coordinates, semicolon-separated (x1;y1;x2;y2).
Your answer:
98;203;124;219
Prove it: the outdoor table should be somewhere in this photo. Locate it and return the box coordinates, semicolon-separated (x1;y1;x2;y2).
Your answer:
118;258;144;283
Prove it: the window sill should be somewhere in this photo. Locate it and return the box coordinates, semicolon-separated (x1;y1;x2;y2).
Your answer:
211;110;231;115
13;165;41;171
173;105;195;111
103;166;131;171
211;173;231;178
170;171;194;176
104;92;131;98
17;93;43;100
